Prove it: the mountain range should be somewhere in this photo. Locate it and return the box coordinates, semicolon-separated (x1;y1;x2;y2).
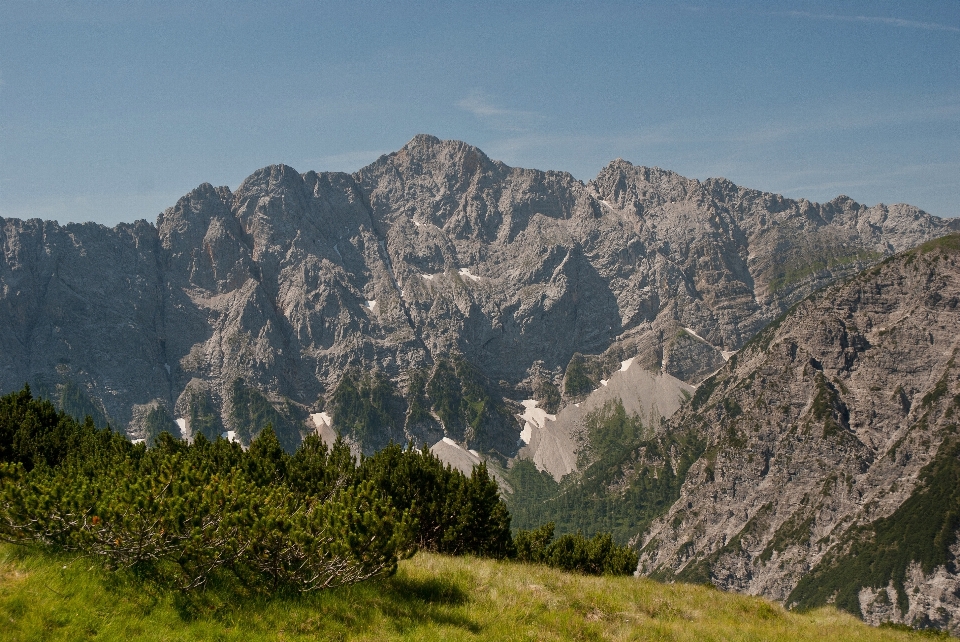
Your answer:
1;135;958;632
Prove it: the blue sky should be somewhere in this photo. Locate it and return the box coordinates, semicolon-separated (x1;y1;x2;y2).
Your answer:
1;0;958;226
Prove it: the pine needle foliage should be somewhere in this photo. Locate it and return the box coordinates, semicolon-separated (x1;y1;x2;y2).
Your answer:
0;386;489;593
513;522;638;576
0;385;634;594
360;444;513;558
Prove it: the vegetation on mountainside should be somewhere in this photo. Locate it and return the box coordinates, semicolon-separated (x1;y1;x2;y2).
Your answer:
915;232;960;255
534;376;562;414
426;356;510;448
329;357;510;454
0;544;940;642
329;370;402;451
563;352;594;397
56;379;112;429
230;377;304;451
25;377;113;430
507;401;705;545
141;403;178;447
404;367;434;427
0;386;633;601
789;432;960;620
0;386;506;594
185;386;222;443
767;245;882;292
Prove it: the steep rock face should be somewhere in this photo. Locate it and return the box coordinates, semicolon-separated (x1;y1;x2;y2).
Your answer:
0;218;169;425
0;135;953;455
637;236;960;634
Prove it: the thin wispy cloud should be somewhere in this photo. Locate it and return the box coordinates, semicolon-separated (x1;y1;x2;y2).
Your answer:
784;11;959;33
480;94;960;168
760;93;959;142
457;91;541;133
780;161;960;194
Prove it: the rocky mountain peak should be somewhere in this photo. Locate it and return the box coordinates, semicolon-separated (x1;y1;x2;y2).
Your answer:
403;132;443;149
158;182;231;227
0;134;954;459
591;161;694;209
355;136;507;225
3;134;958;634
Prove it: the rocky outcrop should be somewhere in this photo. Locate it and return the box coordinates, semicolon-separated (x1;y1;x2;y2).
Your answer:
0;135;953;457
636;235;960;634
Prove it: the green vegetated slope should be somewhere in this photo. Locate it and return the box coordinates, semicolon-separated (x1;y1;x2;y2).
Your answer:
26;377;113;430
790;432;960;618
229;378;306;452
0;545;941;642
328;356;515;456
768;244;883;293
507;401;704;545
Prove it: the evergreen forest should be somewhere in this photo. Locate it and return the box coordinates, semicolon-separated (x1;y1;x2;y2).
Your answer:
0;386;636;597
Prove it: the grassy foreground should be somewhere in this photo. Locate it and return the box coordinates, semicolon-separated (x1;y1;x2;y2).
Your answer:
0;544;944;641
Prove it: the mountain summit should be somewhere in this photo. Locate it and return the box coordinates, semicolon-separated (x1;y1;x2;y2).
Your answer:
0;136;953;456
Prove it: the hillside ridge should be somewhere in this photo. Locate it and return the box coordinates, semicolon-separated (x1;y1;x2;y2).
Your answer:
630;234;960;633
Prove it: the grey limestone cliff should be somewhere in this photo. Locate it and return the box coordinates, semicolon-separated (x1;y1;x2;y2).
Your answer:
0;135;953;458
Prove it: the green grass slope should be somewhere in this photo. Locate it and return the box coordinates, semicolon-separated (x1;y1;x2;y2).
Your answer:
0;544;944;641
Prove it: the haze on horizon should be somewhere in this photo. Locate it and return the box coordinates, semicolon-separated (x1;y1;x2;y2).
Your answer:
1;0;958;227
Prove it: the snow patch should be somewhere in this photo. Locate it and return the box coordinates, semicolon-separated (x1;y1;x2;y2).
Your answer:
458;268;481;282
620;357;635;372
311;412;350;455
364;300;377;310
599;379;608;387
520;424;532;445
442;436;460;448
220;430;239;444
131;438;145;445
721;350;737;361
468;449;479;457
683;327;706;342
311;412;332;429
518;399;556;445
175;418;186;439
